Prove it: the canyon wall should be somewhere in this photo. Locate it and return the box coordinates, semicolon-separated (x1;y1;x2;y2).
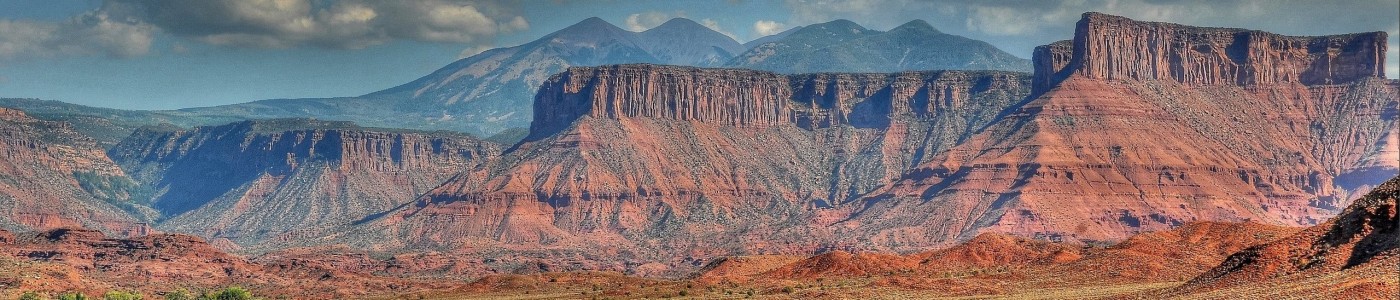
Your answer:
531;64;1029;137
109;119;500;246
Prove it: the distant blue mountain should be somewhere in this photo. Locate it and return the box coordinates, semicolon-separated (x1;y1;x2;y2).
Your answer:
175;17;744;139
727;20;1031;73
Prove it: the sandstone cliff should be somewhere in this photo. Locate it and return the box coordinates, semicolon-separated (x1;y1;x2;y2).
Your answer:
1069;12;1386;86
856;12;1397;248
108;119;500;246
0;107;146;236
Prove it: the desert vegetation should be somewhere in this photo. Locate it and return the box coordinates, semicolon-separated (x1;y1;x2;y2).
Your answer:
13;287;258;300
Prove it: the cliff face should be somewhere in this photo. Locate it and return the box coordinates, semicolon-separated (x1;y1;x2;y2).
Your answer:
109;119;500;246
347;64;1030;274
0;108;145;235
532;64;1029;137
1031;40;1073;94
854;12;1397;247
1059;12;1387;86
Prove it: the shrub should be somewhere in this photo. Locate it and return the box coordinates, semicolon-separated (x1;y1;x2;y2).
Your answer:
102;291;142;300
781;286;794;294
163;289;192;300
19;291;45;300
196;287;254;300
57;292;88;300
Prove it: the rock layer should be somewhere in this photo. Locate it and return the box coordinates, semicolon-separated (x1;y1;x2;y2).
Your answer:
108;119;500;247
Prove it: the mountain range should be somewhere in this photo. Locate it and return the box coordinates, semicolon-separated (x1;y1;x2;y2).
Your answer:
2;17;1029;141
0;11;1394;299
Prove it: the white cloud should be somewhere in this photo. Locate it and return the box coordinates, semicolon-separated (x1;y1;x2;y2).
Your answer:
108;0;526;49
965;6;1033;36
0;10;155;60
625;11;675;31
701;18;739;41
753;20;786;36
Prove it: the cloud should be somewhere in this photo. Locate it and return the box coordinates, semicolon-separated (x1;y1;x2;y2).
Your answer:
107;0;527;49
0;10;155;61
753;20;786;36
700;18;739;41
625;11;674;31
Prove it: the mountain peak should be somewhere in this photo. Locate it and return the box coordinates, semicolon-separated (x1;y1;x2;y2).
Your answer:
812;19;868;32
892;19;939;33
646;17;707;32
555;16;625;35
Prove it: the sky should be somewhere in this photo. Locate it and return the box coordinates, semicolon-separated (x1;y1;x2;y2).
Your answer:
0;0;1396;110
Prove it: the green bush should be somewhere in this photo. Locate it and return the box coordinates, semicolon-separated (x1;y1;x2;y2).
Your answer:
56;292;88;300
102;291;142;300
196;287;254;300
19;291;45;300
162;289;192;300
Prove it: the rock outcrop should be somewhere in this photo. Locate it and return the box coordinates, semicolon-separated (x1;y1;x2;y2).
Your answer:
108;119;500;247
0;107;146;236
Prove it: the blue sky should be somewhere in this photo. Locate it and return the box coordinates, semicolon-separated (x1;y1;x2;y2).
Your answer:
0;0;1396;110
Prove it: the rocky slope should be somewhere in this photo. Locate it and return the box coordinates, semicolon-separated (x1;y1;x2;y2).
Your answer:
851;12;1398;249
433;221;1304;299
0;108;146;236
340;64;1030;273
727;19;1031;73
108;119;500;247
175;17;745;138
1167;175;1398;298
